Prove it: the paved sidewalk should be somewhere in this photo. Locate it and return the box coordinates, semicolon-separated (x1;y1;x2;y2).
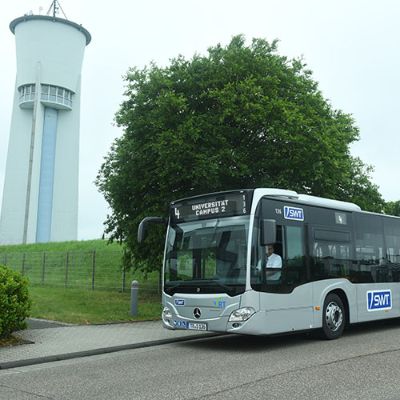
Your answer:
0;320;217;370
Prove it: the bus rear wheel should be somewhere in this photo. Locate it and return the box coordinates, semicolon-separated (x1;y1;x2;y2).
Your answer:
321;293;345;340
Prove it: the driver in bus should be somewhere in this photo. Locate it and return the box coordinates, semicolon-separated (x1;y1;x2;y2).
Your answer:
255;244;282;281
265;244;282;280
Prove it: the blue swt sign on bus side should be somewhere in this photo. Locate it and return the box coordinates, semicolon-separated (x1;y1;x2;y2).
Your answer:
284;206;304;221
367;290;392;311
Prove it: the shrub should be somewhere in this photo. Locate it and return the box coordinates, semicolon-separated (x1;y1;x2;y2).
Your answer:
0;265;31;338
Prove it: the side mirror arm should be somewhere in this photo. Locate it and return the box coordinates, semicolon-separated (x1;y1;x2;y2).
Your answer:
137;217;167;243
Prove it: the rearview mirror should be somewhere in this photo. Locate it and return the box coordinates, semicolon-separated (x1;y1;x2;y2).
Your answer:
137;217;167;243
260;219;277;246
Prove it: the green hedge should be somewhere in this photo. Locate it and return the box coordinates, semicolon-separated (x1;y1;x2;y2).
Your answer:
0;265;31;338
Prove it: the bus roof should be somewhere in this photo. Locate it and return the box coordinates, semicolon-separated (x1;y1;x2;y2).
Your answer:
255;188;362;212
170;188;361;213
169;188;400;219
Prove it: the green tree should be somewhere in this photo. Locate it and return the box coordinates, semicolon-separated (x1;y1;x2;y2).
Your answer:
96;35;383;272
384;201;400;216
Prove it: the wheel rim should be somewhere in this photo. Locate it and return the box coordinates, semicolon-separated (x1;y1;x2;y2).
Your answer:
325;301;343;332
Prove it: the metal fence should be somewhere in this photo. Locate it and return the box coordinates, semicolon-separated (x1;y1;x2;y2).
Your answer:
0;250;160;294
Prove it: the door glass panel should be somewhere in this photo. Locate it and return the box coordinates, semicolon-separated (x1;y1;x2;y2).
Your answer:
251;223;306;293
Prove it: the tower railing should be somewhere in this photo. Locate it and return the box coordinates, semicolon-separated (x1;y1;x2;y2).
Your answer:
18;83;73;110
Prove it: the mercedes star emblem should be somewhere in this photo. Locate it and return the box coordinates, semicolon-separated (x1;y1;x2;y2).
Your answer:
193;307;201;319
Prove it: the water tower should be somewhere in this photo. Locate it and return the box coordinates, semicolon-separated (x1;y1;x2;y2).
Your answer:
0;1;91;244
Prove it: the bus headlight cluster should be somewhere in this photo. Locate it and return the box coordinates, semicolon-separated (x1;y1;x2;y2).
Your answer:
162;307;173;327
162;307;172;319
229;307;255;322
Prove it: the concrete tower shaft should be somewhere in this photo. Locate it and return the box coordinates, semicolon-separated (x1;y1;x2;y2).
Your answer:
0;15;91;244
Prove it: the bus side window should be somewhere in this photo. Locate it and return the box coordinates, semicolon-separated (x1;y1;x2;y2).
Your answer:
354;214;386;283
274;225;283;258
384;217;400;282
313;242;350;279
283;226;306;284
311;230;351;281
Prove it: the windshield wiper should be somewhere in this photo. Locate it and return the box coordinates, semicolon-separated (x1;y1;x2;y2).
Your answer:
165;279;241;296
164;282;185;291
205;280;235;293
189;279;237;295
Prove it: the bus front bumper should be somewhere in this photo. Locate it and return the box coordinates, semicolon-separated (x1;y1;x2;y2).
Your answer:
162;307;268;335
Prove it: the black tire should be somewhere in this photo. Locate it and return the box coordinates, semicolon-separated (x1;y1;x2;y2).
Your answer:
321;293;346;340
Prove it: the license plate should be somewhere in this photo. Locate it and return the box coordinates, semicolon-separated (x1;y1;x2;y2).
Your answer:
188;322;207;331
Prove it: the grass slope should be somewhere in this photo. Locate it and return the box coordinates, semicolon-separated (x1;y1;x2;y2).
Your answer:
0;239;160;291
0;239;123;254
0;240;162;324
30;287;162;324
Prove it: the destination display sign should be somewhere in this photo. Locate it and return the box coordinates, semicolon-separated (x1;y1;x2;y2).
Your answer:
170;191;252;223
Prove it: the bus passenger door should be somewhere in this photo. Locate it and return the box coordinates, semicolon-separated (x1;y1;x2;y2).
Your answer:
259;224;313;333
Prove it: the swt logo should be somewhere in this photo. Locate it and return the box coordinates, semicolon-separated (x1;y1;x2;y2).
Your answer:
367;290;392;311
283;206;304;221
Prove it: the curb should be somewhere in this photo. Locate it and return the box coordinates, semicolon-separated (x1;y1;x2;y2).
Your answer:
27;317;76;326
0;333;221;370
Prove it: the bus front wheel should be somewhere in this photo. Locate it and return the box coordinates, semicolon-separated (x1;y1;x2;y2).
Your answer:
321;293;345;340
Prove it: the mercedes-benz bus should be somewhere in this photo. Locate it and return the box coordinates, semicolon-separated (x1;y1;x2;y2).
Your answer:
138;188;400;339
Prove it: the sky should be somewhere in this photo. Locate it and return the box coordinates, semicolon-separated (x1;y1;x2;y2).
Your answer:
0;0;399;240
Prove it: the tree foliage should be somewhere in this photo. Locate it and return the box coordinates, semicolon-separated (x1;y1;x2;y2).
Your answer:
96;35;383;272
384;201;400;216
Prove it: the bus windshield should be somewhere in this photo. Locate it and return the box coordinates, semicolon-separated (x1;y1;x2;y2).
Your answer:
164;215;249;296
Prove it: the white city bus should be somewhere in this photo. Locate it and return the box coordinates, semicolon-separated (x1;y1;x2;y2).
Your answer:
138;188;400;339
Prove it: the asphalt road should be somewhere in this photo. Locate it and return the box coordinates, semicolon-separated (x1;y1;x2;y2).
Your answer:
2;320;400;400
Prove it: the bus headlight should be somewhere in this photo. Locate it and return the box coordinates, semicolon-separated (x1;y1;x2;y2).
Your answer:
229;307;255;322
162;307;172;319
162;307;174;328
